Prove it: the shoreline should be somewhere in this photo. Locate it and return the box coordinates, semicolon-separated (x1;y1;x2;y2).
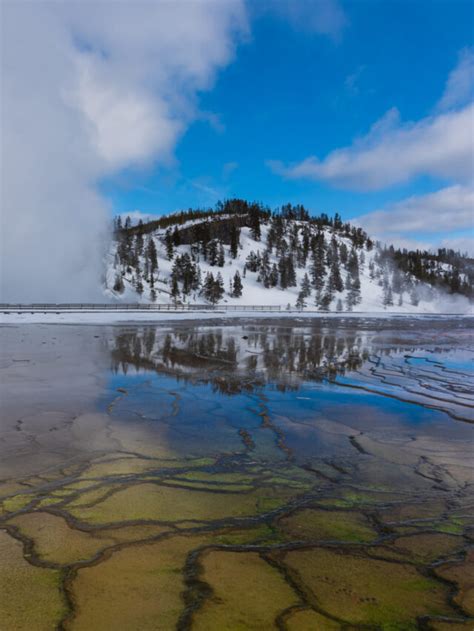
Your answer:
1;309;472;325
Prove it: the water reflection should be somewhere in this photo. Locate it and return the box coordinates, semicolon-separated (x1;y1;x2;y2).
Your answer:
110;325;370;393
108;323;473;423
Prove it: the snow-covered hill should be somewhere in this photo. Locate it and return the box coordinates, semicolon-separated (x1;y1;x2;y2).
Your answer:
104;205;472;314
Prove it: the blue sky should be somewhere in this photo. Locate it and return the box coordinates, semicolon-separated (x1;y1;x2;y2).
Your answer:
100;0;473;253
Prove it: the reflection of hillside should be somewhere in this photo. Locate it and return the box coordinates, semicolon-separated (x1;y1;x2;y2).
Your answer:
109;326;370;394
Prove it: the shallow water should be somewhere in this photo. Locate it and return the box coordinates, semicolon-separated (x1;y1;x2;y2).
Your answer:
0;317;473;630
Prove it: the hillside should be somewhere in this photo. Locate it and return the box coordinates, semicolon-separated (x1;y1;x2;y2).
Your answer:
104;200;473;313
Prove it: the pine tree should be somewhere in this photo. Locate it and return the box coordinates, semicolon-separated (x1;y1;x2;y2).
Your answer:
230;225;240;258
135;273;144;296
201;272;215;303
269;263;279;287
214;273;225;303
310;233;326;292
217;243;225;267
165;228;174;260
339;242;348;265
232;271;243;297
383;282;394;307
172;226;181;246
170;273;180;303
319;285;333;311
147;237;158;276
135;232;144;258
257;251;271;287
369;260;375;279
113;274;125;294
345;248;361;309
246;251;260;272
336;298;343;311
328;256;344;293
208;240;218;266
249;204;261;240
301;273;311;298
296;291;306;310
278;255;288;289
286;255;297;287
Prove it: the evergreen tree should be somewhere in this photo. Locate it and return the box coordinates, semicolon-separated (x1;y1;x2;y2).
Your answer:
383;282;394;307
208;240;218;266
310;233;326;292
286;255;297;287
172;226;181;246
299;226;310;267
230;225;240;258
345;248;361;309
296;291;306;310
301;273;311;298
201;272;215;303
135;273;144;296
269;263;279;287
217;243;225;267
147;237;158;276
232;271;243;297
328;256;344;293
369;260;375;279
246;251;260;272
165;228;174;260
135;231;144;258
170;273;180;303
319;285;333;311
214;273;225;303
339;242;348;265
257;251;271;287
249;204;261;240
201;272;224;304
113;274;125;294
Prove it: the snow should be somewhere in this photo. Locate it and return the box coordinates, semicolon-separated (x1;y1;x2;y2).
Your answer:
104;218;473;315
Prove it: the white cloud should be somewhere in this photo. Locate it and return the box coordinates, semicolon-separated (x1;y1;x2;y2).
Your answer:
440;237;474;257
256;0;348;41
269;103;474;191
1;0;246;301
354;185;474;252
437;48;474;112
356;185;474;234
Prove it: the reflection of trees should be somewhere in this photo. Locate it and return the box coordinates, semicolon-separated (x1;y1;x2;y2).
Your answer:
109;326;370;394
